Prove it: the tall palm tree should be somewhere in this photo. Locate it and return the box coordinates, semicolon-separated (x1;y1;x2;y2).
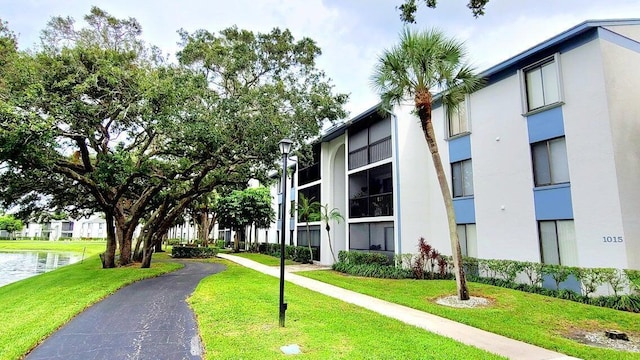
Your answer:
319;204;344;263
371;28;483;300
296;194;320;262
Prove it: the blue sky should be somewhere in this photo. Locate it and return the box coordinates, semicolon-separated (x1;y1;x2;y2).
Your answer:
2;0;639;117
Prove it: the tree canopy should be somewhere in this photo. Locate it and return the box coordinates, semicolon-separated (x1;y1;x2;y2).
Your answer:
0;213;23;239
0;7;347;268
215;187;275;251
398;0;490;23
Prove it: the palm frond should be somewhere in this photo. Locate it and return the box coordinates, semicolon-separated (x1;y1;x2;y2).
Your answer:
372;26;483;116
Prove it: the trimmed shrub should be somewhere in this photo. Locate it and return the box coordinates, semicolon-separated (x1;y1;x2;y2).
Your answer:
172;246;218;258
332;262;413;279
256;242;313;264
625;269;640;294
337;250;390;266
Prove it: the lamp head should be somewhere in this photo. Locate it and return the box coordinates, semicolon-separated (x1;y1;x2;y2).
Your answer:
279;138;293;155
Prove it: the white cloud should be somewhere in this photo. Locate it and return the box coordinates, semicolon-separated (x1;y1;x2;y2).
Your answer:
1;0;639;118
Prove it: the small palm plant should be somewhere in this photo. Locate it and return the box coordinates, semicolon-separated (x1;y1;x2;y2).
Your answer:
296;194;320;262
319;204;344;263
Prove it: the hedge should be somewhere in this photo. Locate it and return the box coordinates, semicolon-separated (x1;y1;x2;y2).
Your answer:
332;242;640;313
257;242;313;264
171;246;218;258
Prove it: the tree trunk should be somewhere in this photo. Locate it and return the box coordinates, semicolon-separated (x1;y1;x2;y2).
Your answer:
140;231;154;269
254;226;259;252
325;223;337;263
306;222;313;263
102;211;117;268
417;92;469;301
200;211;209;247
155;234;165;252
114;214;133;266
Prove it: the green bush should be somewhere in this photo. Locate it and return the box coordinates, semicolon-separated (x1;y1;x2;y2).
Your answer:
286;245;313;264
171;246;218;258
216;239;225;248
337;250;390;266
167;238;182;246
333;262;413;279
256;242;312;263
625;269;640;294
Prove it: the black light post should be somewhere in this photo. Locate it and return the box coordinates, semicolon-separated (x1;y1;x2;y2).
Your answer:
278;138;293;327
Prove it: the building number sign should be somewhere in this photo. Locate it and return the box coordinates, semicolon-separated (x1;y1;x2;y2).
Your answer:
603;236;623;243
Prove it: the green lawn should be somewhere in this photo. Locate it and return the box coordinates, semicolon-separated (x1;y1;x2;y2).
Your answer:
298;270;640;360
0;249;181;360
188;259;505;360
233;252;299;266
0;240;106;255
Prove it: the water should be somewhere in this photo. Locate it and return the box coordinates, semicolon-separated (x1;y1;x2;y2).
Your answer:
0;251;84;287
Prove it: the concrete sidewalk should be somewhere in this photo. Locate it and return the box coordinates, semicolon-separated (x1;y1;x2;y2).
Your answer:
218;253;580;360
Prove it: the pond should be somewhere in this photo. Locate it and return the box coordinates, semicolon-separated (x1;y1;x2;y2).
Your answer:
0;251;84;287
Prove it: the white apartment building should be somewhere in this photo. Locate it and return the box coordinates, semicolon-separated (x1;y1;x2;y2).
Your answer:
268;19;640;271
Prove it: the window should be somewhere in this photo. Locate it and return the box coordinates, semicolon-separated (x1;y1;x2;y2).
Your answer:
524;58;560;111
448;100;468;137
61;221;74;238
349;164;393;218
456;224;477;257
298;144;321;186
538;220;577;265
297;184;320;222
452;159;473;197
349;222;394;253
531;137;569;186
348;116;392;169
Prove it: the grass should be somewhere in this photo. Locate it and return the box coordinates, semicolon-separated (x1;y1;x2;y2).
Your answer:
188;259;505;360
0;240;106;256
0;245;182;360
298;270;640;360
233;252;299;266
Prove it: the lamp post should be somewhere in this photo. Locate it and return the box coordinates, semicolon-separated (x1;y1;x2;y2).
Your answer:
278;138;293;327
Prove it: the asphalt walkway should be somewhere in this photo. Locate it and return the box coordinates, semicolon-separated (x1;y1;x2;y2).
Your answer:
218;253;580;360
26;260;225;360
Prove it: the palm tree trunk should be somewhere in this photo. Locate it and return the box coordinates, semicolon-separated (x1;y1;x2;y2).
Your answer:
306;222;313;263
325;224;337;263
417;92;469;301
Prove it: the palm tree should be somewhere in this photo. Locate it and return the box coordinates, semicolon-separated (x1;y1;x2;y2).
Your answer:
319;204;344;263
296;194;320;262
371;28;483;300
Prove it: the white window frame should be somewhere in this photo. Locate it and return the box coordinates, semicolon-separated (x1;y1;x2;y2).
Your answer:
451;159;474;198
520;53;564;115
446;95;471;138
538;220;577;266
456;223;477;258
531;136;570;187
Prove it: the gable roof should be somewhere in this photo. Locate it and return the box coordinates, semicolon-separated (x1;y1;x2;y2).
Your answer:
480;18;640;83
321;18;640;142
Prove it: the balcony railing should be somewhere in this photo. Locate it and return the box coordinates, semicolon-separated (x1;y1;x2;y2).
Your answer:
369;137;392;164
349;193;393;218
348;136;392;170
348;147;368;170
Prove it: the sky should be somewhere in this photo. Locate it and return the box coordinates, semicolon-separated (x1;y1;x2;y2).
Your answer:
2;0;639;118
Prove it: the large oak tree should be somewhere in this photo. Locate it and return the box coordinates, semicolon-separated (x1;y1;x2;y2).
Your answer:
0;8;347;268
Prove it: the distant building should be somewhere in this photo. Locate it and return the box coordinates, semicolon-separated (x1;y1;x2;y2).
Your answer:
20;214;108;240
